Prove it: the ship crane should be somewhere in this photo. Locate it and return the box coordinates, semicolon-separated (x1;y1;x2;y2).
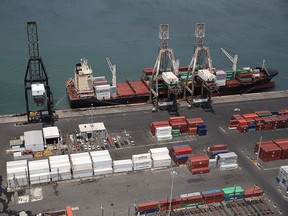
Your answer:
149;24;181;111
220;48;238;76
184;23;218;108
24;21;55;123
106;57;116;86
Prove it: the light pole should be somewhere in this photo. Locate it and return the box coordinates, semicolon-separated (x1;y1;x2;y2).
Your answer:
256;136;262;165
101;204;104;216
167;169;177;216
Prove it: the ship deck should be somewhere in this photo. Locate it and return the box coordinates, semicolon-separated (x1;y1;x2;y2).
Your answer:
1;91;288;215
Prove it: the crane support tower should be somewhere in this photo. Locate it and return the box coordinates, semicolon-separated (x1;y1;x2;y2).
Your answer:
184;23;218;108
24;21;55;123
149;24;180;111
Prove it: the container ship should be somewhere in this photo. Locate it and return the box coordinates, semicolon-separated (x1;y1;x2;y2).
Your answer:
66;58;278;108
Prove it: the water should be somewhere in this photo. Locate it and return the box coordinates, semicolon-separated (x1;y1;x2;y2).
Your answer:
1;0;288;115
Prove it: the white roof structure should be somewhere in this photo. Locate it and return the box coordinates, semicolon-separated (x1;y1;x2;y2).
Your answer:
24;130;44;146
43;127;60;139
79;122;106;133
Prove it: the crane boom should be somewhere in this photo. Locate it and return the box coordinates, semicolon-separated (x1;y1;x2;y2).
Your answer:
220;48;238;73
106;57;116;86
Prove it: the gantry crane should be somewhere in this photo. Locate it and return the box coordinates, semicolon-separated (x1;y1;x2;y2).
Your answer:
149;24;180;111
24;21;55;123
183;23;218;107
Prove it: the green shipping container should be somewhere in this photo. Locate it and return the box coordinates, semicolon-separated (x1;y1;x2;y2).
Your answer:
180;202;203;208
222;186;244;197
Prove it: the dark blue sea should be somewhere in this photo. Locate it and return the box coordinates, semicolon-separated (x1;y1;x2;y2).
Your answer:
1;0;288;114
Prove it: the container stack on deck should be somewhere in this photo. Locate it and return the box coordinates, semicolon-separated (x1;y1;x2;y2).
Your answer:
229;109;288;133
70;152;93;178
28;159;50;185
49;155;72;181
132;153;152;171
135;201;159;215
217;152;238;171
135;185;264;215
180;192;203;208
221;186;244;201
244;185;264;198
201;189;224;204
149;147;171;169
276;165;288;191
90;150;113;175
6;160;29;188
113;159;133;173
187;154;210;175
169;144;193;165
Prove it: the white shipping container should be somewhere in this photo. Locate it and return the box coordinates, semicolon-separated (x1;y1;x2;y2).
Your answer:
113;159;133;168
156;134;173;141
94;167;113;176
90;150;110;157
220;163;238;171
180;192;201;199
113;167;133;173
149;147;169;156
7;160;28;168
197;69;216;82
132;153;151;162
162;72;179;85
209;159;217;168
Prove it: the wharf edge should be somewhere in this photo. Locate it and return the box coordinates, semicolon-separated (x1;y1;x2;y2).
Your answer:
0;90;287;124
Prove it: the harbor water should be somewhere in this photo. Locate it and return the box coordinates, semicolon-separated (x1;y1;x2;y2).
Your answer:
0;0;288;115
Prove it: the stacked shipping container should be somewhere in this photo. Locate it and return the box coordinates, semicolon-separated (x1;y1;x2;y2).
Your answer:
169;144;193;165
6;160;29;188
230;109;288;133
276;165;288;191
201;189;224;204
151;116;207;139
149;147;171;169
187;154;210;175
254;138;288;162
207;144;228;159
28;159;50;185
132;153;152;171
113;159;133;173
70;152;93;178
244;185;264;198
217;152;238;171
90;150;113;175
221;186;244;201
49;155;72;181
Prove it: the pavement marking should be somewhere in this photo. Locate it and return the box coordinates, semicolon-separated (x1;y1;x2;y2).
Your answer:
263;167;280;171
219;126;227;134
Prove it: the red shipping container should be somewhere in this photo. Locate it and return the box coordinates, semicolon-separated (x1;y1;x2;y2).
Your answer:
237;125;248;133
190;167;210;175
188;127;197;135
254;141;274;153
170;121;188;133
137;201;159;211
209;144;228;151
172;146;193;155
273;138;288;144
187;154;209;166
150;121;170;136
169;116;186;123
186;118;204;127
231;114;243;120
242;113;258;119
244;186;263;198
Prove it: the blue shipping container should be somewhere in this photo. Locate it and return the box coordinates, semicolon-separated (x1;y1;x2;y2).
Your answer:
202;189;221;195
139;208;159;215
197;123;206;129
